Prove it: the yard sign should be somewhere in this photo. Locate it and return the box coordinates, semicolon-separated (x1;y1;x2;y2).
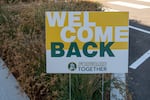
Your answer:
46;12;128;73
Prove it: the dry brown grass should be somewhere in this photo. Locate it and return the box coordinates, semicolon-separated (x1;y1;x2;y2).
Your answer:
0;1;106;100
0;1;133;99
0;3;55;100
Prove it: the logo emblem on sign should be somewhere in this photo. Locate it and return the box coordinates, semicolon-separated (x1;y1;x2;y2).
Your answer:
68;62;77;71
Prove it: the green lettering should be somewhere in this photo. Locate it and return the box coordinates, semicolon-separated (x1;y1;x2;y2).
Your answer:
83;42;97;57
100;42;115;57
67;42;81;57
51;42;64;57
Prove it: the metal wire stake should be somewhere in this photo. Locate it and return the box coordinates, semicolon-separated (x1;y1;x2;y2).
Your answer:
69;74;71;100
102;74;104;100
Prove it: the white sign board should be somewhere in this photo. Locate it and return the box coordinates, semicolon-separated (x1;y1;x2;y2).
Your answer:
46;12;128;73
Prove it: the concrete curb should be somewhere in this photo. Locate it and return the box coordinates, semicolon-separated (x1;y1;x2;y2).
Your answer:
110;73;126;100
0;58;30;100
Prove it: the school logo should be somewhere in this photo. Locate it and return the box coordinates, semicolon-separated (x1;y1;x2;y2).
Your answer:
68;62;77;71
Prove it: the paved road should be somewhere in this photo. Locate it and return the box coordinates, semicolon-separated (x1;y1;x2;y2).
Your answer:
98;0;150;100
129;21;150;100
100;0;150;26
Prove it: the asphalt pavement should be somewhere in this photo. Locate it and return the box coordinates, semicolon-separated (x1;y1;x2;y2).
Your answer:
100;0;150;26
99;0;150;100
128;21;150;100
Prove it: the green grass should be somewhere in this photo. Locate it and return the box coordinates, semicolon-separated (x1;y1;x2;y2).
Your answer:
71;74;102;100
